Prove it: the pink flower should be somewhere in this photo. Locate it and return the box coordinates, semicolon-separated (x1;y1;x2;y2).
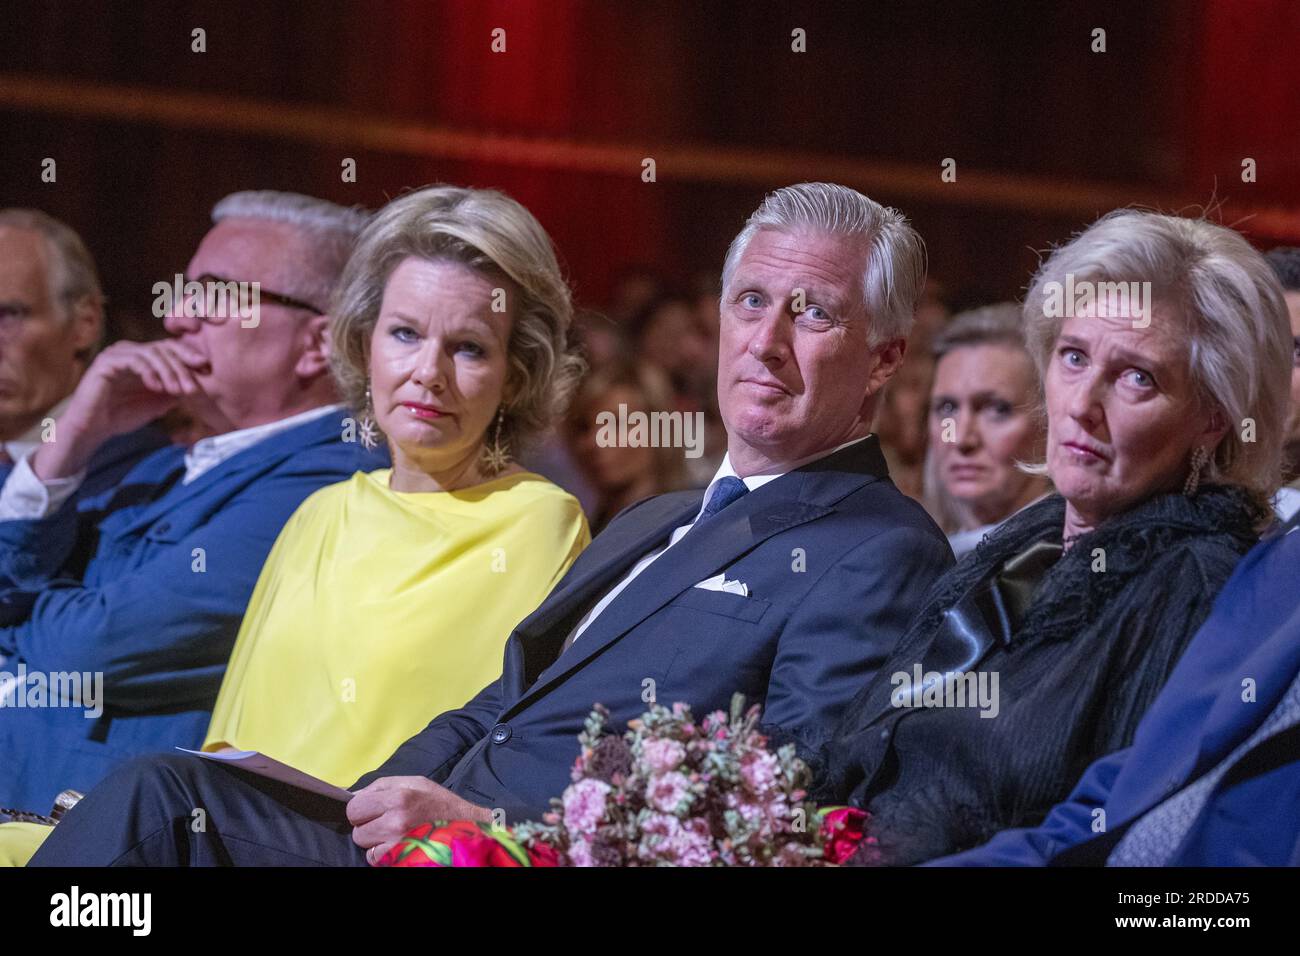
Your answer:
561;778;611;834
740;750;780;795
567;838;596;868
647;771;692;813
641;737;686;773
639;813;715;866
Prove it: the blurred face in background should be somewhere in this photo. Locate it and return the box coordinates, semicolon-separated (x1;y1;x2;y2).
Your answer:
368;257;515;480
0;226;98;440
877;348;934;465
637;298;713;386
567;382;658;493
929;342;1045;529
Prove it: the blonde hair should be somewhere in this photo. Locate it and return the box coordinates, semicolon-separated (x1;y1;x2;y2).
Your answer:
1023;209;1292;511
329;185;584;464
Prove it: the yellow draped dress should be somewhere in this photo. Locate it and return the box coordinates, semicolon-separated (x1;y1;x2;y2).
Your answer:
202;467;589;785
1;467;588;865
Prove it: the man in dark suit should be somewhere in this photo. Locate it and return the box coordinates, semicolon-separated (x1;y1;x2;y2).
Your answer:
31;182;953;866
931;514;1300;867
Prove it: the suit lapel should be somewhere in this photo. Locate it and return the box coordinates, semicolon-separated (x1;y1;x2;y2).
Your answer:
114;411;342;536
504;435;890;718
511;492;704;687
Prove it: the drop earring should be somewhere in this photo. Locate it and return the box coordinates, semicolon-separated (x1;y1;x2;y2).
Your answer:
358;383;379;451
482;407;511;474
1183;445;1208;496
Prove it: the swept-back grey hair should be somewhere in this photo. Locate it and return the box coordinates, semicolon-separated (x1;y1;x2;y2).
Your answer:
720;182;927;345
1024;209;1292;511
211;191;371;307
0;208;104;323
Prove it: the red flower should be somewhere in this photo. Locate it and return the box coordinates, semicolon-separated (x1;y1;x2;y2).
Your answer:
819;807;871;865
377;820;558;868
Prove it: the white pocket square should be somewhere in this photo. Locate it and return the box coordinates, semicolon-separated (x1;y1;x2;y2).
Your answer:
693;573;750;597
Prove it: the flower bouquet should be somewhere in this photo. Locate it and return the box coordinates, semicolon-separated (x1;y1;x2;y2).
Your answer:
377;693;871;867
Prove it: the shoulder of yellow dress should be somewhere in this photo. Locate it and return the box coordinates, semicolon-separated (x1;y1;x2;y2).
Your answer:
498;472;585;509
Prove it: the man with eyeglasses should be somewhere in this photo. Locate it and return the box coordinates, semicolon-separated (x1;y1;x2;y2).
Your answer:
0;191;386;820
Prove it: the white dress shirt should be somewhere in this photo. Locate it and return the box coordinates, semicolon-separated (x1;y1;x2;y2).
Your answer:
565;433;873;647
0;395;72;465
0;403;344;521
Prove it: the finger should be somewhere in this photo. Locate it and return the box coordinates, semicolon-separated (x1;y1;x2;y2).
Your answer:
367;841;398;866
136;348;187;396
351;814;399;849
125;355;165;394
161;339;210;371
345;789;388;827
151;346;201;395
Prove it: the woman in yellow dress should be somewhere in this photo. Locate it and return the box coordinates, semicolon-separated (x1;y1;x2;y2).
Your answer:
1;184;589;863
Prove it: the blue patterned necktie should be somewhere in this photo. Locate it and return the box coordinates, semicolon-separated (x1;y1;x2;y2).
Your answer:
696;476;749;526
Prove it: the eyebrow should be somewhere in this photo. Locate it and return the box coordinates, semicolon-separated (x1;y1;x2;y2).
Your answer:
735;276;853;318
381;311;503;336
933;390;1018;405
1058;333;1170;375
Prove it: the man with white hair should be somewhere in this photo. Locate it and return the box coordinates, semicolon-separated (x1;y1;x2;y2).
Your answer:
32;182;953;866
0;191;385;814
0;210;169;496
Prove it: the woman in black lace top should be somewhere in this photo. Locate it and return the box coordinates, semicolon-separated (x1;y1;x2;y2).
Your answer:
814;210;1295;865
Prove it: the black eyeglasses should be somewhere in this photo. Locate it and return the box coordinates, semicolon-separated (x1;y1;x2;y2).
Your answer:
185;274;326;322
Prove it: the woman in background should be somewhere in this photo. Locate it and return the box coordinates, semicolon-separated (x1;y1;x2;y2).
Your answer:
924;303;1051;557
564;360;687;532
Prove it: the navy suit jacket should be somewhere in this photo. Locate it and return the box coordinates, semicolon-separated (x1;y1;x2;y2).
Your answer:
355;436;954;825
934;518;1300;866
0;424;171;515
0;409;386;810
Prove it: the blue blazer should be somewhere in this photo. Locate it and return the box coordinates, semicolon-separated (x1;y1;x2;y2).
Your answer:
355;436;954;825
0;409;385;810
933;519;1300;866
0;424;171;508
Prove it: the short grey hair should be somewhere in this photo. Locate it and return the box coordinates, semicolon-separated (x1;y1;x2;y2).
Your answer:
721;182;927;345
0;208;104;323
329;184;584;470
1024;209;1292;509
211;191;370;307
932;301;1029;362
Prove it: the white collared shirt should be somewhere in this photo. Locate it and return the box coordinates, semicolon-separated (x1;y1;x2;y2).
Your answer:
0;395;72;465
180;403;344;485
564;434;872;647
0;403;344;521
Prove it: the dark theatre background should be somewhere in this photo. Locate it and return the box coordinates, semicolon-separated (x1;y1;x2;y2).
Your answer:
2;0;1299;345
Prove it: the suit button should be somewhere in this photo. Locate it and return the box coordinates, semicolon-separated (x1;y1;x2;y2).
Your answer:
490;723;511;744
